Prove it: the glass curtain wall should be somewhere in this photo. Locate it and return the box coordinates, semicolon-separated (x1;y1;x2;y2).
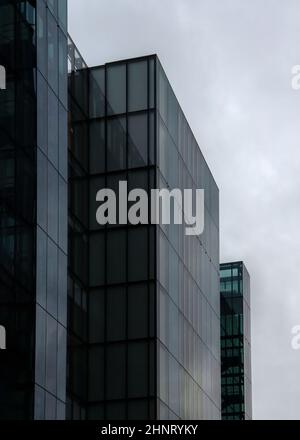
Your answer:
156;60;221;420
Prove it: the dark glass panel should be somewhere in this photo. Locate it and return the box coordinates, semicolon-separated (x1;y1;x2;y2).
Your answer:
128;113;148;168
128;60;147;112
107;286;126;342
107;64;126;115
107;116;126;171
106;344;126;400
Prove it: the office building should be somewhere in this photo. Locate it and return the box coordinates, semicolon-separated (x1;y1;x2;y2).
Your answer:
220;262;252;420
0;0;68;419
0;0;221;420
67;48;221;420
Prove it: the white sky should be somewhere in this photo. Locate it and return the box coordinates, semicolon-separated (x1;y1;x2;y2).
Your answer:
69;0;300;420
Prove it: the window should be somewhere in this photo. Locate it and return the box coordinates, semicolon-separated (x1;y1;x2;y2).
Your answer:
128;61;148;112
89;233;105;287
128;113;148;168
128;227;148;282
47;238;58;319
58;29;67;107
107;229;126;284
46;314;57;395
90;67;105;118
107;287;126;341
47;163;58;242
47;10;58;93
107;117;126;171
107;64;126;115
88;346;104;401
89;289;105;344
48;88;58;168
106;344;126;400
89;120;105;175
37;73;47;154
128;342;148;398
128;284;148;339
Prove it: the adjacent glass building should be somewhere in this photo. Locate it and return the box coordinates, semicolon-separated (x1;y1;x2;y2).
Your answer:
67;51;221;420
0;0;68;420
220;262;252;420
0;0;222;421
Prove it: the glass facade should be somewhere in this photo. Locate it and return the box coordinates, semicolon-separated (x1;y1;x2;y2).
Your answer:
67;54;220;420
1;2;221;420
156;60;220;420
220;262;252;420
0;0;68;420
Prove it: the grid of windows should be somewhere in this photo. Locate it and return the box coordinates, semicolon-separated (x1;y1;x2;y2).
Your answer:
67;54;221;420
67;54;157;420
35;0;68;420
220;262;252;420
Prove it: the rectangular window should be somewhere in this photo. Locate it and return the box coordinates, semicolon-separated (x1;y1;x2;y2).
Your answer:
107;117;126;171
128;113;148;168
107;64;126;115
128;60;148;112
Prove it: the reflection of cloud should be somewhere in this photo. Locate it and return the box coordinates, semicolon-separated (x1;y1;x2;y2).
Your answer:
69;0;300;419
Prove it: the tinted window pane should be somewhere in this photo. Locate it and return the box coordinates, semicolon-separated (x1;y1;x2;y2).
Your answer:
106;344;126;400
107;229;126;284
89;233;105;287
37;1;47;77
128;284;148;339
58;29;68;107
47;10;58;93
107;117;126;171
128;227;148;282
89;289;105;343
128;113;148;168
47;163;58;242
107;287;126;342
89;346;104;401
48;88;58;168
128;61;147;112
37;73;47;154
107;64;126;115
90;67;105;118
90;120;105;174
58;0;67;29
128;342;148;398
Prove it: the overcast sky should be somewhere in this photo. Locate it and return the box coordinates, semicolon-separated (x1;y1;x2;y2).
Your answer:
69;0;300;420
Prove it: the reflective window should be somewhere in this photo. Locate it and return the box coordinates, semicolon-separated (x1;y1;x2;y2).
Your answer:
48;88;59;168
106;344;126;400
128;61;147;112
90;67;105;118
128;113;148;168
47;10;58;93
107;287;126;341
107;64;126;115
107;229;126;284
89;120;105;175
107;117;126;171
